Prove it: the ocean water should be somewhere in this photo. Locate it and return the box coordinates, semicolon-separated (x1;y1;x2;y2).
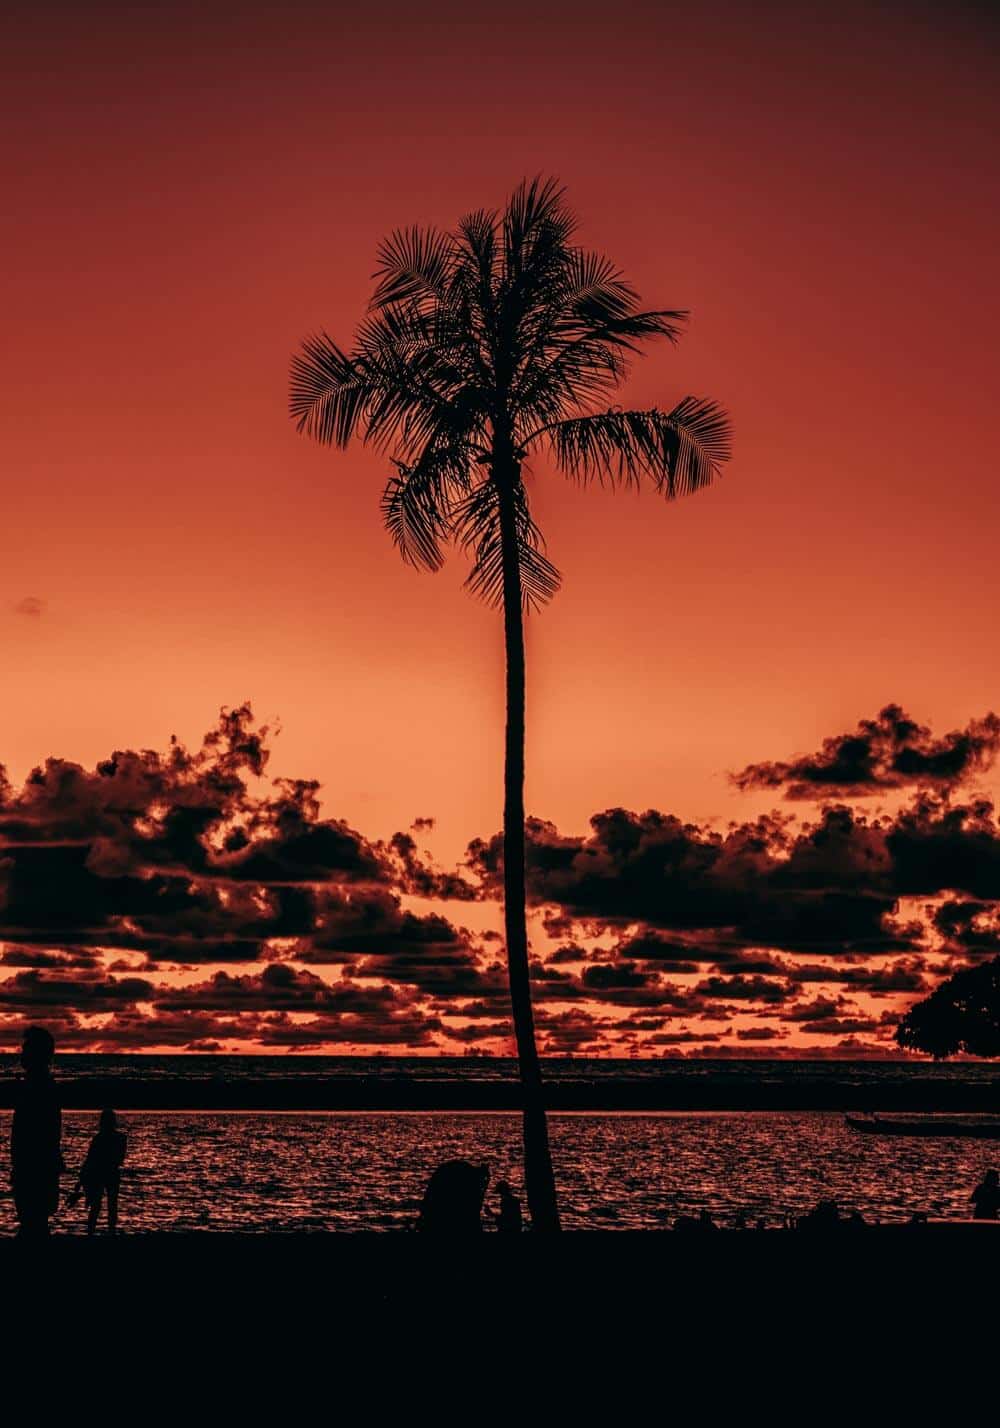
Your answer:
2;1110;996;1234
5;1054;997;1092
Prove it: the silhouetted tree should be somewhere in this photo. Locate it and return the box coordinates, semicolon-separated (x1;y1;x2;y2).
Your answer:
290;178;732;1230
896;957;1000;1058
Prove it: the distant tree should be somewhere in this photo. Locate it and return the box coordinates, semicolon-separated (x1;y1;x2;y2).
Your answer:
289;178;732;1230
895;957;1000;1058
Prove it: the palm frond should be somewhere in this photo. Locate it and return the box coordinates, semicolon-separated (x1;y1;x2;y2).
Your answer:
455;479;561;610
511;308;689;427
370;226;454;311
456;208;498;294
289;333;371;447
542;397;733;496
349;304;487;459
380;441;473;571
503;177;575;272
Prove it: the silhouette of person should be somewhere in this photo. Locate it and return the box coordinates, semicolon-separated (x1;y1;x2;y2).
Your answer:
798;1198;840;1231
10;1027;64;1238
416;1160;489;1232
970;1169;1000;1220
495;1180;523;1233
67;1109;127;1235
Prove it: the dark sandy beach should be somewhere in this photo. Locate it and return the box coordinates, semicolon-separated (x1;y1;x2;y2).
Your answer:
1;1227;994;1418
3;1226;995;1342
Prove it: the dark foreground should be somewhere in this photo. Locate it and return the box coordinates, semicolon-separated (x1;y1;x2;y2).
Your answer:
3;1224;996;1304
3;1229;995;1403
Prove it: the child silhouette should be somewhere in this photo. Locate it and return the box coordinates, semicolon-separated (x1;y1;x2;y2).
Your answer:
68;1109;128;1235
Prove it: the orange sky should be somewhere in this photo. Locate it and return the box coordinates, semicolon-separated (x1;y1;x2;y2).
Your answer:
2;0;999;1054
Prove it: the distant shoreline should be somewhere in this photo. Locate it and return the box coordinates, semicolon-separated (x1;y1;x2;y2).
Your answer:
0;1074;996;1113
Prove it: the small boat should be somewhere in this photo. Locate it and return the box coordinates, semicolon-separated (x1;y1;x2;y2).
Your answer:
846;1114;1000;1140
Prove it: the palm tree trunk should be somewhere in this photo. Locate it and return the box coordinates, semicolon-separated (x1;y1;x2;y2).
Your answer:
497;477;561;1233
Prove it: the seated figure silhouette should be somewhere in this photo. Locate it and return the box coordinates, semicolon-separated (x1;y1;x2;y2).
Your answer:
798;1198;842;1231
10;1027;64;1239
416;1160;489;1233
67;1109;128;1235
495;1180;523;1233
674;1209;718;1232
970;1169;1000;1220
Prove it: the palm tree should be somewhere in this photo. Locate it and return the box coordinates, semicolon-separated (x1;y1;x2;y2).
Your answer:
290;178;732;1231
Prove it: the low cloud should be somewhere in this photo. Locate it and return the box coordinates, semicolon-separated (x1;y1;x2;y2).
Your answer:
731;704;1000;799
4;702;1000;1053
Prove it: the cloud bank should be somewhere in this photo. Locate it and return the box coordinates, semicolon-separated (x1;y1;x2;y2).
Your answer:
2;703;999;1054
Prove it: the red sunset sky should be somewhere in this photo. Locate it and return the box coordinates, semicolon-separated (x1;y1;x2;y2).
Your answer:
2;0;998;1055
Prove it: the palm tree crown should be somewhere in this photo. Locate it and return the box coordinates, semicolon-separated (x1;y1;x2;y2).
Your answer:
290;177;732;605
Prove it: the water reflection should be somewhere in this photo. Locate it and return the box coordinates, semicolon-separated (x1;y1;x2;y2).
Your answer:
1;1111;994;1233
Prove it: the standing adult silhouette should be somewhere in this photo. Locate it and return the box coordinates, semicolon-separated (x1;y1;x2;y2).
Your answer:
10;1027;63;1238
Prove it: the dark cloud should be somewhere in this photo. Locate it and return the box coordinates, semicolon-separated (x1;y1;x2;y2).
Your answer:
469;792;1000;966
827;959;930;994
645;1028;724;1046
0;945;103;970
35;1004;446;1051
931;899;1000;960
578;962;693;1009
468;805;917;955
5;703;1000;1052
0;707;493;1049
353;943;506;1000
887;795;1000;899
797;1016;879;1036
0;709;414;967
694;975;798;1004
442;1020;513;1045
0;968;155;1011
153;964;415;1016
388;831;479;901
532;1007;610;1053
547;944;586;965
609;930;712;970
732;705;1000;799
301;886;467;961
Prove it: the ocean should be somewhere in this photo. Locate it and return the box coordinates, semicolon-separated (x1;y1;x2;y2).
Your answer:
0;1054;996;1110
0;1057;997;1232
1;1108;996;1234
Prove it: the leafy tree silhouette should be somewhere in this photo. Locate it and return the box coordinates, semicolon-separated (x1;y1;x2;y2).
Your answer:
896;957;1000;1058
290;178;732;1230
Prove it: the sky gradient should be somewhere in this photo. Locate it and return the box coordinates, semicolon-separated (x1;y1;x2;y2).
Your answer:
2;0;998;1053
